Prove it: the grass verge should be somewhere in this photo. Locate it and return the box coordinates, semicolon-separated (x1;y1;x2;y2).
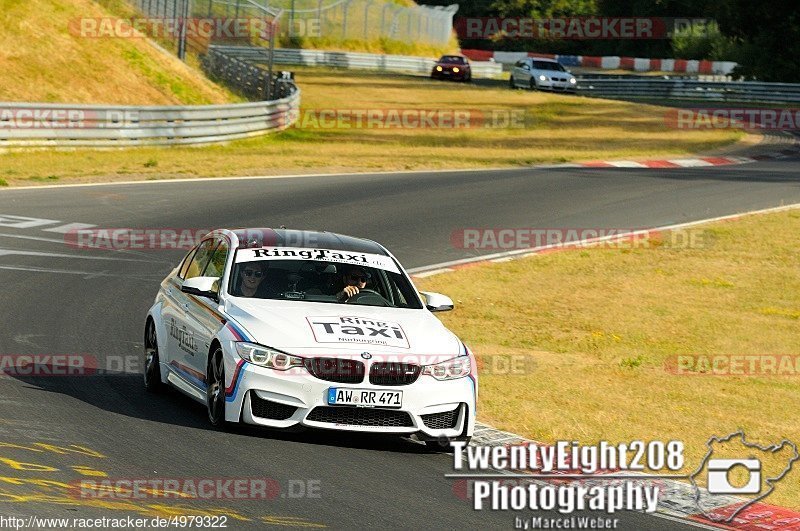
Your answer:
0;0;236;104
0;67;742;186
416;208;800;509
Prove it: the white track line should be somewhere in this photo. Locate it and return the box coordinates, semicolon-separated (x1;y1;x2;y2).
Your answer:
418;202;800;529
408;202;800;275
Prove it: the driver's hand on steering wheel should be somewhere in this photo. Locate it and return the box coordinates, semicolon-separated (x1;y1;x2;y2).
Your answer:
338;285;360;300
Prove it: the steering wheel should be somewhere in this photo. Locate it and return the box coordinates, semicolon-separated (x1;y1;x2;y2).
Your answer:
345;289;391;306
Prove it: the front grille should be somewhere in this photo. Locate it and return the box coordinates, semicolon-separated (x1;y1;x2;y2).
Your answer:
421;406;461;430
250;394;297;420
369;362;421;386
306;406;413;427
304;357;365;384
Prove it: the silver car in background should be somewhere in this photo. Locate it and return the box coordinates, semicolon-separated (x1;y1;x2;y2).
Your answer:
509;58;577;93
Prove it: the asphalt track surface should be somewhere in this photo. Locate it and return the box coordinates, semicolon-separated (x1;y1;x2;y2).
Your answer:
0;158;798;530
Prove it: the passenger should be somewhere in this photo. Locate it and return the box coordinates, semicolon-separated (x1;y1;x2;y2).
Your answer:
235;262;268;298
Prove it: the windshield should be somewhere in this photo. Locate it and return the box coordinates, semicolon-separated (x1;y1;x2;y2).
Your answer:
439;55;466;64
228;250;423;309
533;61;566;72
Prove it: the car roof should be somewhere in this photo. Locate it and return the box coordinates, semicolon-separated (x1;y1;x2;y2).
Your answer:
226;228;388;256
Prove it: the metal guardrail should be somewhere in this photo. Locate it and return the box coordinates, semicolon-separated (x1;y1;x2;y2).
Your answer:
212;45;505;78
202;47;297;101
576;79;800;104
0;92;300;148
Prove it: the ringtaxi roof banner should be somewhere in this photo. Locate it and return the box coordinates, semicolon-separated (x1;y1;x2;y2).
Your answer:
235;247;400;274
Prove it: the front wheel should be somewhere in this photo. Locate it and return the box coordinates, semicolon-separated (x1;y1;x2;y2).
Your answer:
207;348;227;428
144;320;162;393
529;79;538;91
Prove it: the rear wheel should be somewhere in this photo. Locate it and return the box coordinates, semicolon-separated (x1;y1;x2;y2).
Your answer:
144;320;162;392
508;76;515;89
207;348;227;428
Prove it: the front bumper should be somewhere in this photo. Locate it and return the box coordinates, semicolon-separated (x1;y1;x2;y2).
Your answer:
225;357;477;438
537;79;576;92
431;69;470;80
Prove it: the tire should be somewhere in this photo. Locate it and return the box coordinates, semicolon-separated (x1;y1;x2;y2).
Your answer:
207;347;227;428
529;78;538;91
508;76;515;89
144;320;162;393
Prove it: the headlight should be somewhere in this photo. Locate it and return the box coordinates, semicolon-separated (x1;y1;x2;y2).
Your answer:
453;67;460;73
235;342;304;370
422;356;471;381
569;78;577;84
436;66;443;71
539;74;547;81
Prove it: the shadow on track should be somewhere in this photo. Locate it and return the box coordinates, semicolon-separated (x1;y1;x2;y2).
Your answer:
4;365;437;454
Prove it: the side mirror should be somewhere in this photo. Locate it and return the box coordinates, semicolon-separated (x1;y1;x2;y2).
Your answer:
420;291;454;312
182;276;220;302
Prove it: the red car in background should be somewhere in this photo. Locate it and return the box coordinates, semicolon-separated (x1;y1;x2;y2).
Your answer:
431;55;471;82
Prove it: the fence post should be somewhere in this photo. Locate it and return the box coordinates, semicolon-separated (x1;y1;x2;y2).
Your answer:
177;0;191;60
289;0;295;37
342;0;352;39
380;3;389;34
317;0;323;37
266;18;276;99
363;0;373;40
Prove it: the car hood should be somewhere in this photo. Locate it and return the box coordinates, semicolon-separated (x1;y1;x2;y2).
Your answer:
224;298;462;360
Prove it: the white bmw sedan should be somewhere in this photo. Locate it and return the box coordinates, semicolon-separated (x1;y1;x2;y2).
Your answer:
144;228;476;447
509;58;577;92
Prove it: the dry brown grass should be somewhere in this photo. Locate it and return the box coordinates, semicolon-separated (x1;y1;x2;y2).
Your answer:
0;0;235;104
0;67;741;186
416;209;800;509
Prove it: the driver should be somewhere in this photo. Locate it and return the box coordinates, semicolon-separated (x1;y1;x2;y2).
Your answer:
336;266;371;301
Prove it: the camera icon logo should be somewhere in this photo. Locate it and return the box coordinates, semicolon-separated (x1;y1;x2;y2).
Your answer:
690;431;799;523
706;458;761;494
